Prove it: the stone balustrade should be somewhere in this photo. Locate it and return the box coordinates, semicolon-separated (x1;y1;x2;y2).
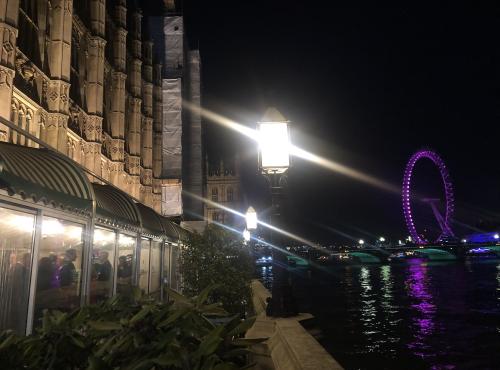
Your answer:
247;279;344;370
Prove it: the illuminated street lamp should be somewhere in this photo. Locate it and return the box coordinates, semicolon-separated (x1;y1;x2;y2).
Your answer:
494;233;499;240
379;237;386;242
359;239;365;245
258;108;291;174
257;107;292;317
246;206;258;231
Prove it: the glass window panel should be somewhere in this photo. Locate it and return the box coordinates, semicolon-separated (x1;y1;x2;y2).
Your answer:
149;241;162;297
90;228;115;303
116;234;136;295
139;239;150;294
34;217;84;324
162;243;171;301
0;207;35;334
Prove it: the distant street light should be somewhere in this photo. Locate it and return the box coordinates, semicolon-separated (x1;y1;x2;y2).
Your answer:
359;239;365;245
494;233;499;240
461;238;467;243
379;237;386;242
243;229;250;243
246;206;258;231
257;107;292;317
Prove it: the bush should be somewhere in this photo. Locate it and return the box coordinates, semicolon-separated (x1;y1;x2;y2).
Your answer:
0;287;264;370
180;224;254;315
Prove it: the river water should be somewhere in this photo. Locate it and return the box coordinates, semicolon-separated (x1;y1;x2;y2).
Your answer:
258;259;500;370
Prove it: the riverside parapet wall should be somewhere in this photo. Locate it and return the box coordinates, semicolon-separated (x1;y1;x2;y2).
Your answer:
247;279;344;370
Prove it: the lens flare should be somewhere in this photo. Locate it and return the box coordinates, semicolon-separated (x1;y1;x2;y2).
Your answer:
184;102;399;193
183;190;324;250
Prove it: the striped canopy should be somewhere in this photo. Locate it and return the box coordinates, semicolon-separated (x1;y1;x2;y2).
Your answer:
92;184;141;230
0;142;94;213
136;203;164;238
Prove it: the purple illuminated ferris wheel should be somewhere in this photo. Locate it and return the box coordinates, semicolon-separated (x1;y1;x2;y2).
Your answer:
402;150;455;244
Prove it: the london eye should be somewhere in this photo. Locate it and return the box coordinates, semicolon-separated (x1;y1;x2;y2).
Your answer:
402;150;455;244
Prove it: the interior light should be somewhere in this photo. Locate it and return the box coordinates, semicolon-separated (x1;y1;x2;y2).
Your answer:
42;219;64;236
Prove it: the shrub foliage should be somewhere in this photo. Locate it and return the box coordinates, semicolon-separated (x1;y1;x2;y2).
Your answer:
0;287;262;370
180;225;254;315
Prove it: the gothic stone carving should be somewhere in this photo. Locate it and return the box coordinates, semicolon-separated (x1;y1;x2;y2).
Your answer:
125;153;141;175
0;64;14;88
47;80;70;113
141;168;152;186
84;115;103;142
102;134;124;161
0;25;17;68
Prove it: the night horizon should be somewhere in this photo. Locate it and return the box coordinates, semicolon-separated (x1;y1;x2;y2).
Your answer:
0;1;499;369
182;1;500;244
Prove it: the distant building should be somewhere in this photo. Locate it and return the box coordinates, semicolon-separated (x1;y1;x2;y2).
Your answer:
205;157;242;226
147;2;203;220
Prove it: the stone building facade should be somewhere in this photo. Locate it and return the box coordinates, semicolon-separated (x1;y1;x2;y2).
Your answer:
204;157;241;226
0;0;189;215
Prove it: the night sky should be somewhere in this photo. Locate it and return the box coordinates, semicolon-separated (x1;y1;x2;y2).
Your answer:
179;1;499;244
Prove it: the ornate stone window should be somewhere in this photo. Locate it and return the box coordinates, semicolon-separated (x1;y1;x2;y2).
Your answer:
227;187;233;202
18;0;50;69
9;99;34;146
211;187;218;202
70;28;87;108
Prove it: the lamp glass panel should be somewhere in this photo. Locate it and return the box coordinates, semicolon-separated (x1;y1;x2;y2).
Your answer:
259;122;290;170
246;211;258;230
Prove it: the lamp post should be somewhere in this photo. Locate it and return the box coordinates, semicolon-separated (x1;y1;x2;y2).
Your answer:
243;229;251;244
257;107;293;317
245;206;258;251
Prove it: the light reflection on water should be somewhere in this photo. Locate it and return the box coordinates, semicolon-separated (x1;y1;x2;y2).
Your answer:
405;262;436;358
359;267;377;341
497;264;500;335
261;260;500;370
259;265;273;291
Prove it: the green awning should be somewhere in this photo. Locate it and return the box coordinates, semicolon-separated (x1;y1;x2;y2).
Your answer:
172;223;191;243
136;203;164;239
157;216;182;243
0;142;93;214
92;184;141;232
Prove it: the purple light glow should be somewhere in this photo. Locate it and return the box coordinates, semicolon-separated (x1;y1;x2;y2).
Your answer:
469;247;490;254
406;263;437;357
402;150;455;244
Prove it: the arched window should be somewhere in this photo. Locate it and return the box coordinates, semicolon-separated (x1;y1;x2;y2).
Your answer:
17;0;51;69
211;187;218;202
227;187;233;202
